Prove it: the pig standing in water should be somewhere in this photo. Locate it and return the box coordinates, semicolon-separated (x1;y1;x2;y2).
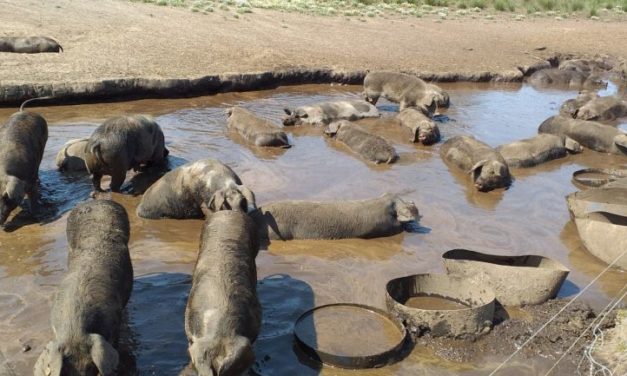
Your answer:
56;138;90;172
226;107;290;148
136;159;256;219
496;134;582;168
362;71;434;111
185;210;261;376
440;135;511;192
325;120;398;164
538;115;627;155
250;193;419;241
397;107;441;145
0;111;48;225
34;200;133;376
84;115;168;193
282;100;379;126
0;36;63;53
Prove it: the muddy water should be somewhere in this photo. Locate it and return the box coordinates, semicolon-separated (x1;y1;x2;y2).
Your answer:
0;83;626;375
404;295;470;310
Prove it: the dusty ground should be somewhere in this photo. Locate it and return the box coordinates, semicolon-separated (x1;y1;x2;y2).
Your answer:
0;0;626;86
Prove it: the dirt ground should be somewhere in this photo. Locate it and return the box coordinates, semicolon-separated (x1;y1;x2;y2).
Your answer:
0;0;626;86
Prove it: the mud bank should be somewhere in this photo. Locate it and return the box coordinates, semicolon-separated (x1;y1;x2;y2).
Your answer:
0;68;525;107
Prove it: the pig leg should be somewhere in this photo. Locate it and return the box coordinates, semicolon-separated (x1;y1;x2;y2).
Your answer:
26;184;40;215
92;172;105;193
109;168;127;193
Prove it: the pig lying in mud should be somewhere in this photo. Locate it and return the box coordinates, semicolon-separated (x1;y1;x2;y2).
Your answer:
250;193;419;241
559;91;599;118
34;200;133;376
185;210;260;376
282;100;379;126
85;115;168;193
0;111;48;226
0;36;63;53
527;68;606;89
573;96;627;121
558;58;613;74
496;134;582;168
325;120;398;164
136;159;255;219
226;107;290;148
538;115;627;155
362;71;435;111
440;135;512;192
397;107;441;145
56;138;89;172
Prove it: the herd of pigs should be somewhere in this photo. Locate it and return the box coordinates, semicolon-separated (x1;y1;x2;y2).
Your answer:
0;52;626;375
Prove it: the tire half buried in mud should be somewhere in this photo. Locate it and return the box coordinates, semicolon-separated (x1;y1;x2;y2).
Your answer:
574;211;627;270
385;274;495;339
293;303;410;369
442;249;569;306
571;168;627;188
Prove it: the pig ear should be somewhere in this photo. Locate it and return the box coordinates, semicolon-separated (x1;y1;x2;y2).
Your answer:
283;108;292;116
564;137;582;153
5;176;25;202
238;185;256;211
325;121;341;135
208;190;227;212
89;333;119;376
469;160;487;175
34;341;63;376
215;336;254;376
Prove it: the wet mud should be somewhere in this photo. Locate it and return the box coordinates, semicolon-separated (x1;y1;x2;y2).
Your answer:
0;83;626;375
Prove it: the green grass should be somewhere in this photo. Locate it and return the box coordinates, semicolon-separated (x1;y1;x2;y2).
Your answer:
131;0;627;18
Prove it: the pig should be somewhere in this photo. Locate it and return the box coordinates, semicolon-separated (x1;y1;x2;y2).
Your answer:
496;134;582;168
84;115;168;193
56;138;89;172
324;120;398;164
575;96;627;121
560;91;599;118
185;210;260;376
282;100;380;126
538;115;627;155
0;111;48;226
558;58;613;74
397;107;441;145
226;107;290;148
527;68;606;89
250;193;419;241
425;83;450;109
34;200;133;376
362;71;435;111
136;159;256;219
440;135;512;192
0;36;63;53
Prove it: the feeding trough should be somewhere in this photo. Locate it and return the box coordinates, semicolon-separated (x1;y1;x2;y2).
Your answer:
442;249;570;306
385;273;495;339
566;187;627;219
574;211;627;270
572;168;627;188
293;303;410;369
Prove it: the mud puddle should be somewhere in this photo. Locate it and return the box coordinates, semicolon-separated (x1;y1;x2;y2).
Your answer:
0;83;626;375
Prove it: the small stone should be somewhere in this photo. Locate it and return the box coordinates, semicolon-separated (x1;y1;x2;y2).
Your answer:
22;344;31;352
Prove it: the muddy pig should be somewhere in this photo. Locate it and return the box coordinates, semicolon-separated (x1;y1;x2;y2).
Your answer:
185;210;260;376
250;193;419;241
0;111;48;225
575;95;627;121
283;100;379;126
560;91;599;118
56;138;89;172
226;107;290;148
425;83;450;109
84;115;168;193
440;135;511;192
0;36;63;53
397;107;441;145
136;159;255;219
34;200;133;376
538;115;627;155
325;120;398;164
362;71;435;111
527;68;606;89
496;134;582;168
